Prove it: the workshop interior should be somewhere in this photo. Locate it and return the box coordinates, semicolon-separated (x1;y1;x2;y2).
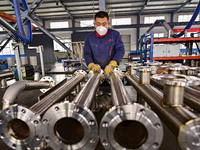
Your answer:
0;0;200;150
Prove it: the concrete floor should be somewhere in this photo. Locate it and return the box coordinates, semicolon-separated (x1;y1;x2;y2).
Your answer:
0;61;182;150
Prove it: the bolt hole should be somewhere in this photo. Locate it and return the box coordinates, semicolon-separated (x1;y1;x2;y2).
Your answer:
153;142;159;148
55;107;59;111
155;123;161;129
21;109;26;114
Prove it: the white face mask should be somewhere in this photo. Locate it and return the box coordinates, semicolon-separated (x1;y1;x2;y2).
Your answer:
96;26;108;36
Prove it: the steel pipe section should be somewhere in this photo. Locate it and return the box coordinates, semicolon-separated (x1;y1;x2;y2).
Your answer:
0;71;14;80
150;76;200;112
100;70;163;150
0;105;41;149
42;71;102;150
2;80;51;109
0;71;86;149
126;74;200;150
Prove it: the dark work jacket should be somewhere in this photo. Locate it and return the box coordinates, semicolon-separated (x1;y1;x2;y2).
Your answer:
83;29;125;69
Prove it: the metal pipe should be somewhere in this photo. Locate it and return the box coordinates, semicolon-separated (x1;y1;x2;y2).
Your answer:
0;71;14;80
13;44;23;81
2;80;51;109
150;78;200;112
99;70;163;150
110;72;132;106
39;46;45;77
42;71;101;150
31;71;86;115
0;71;86;149
126;74;200;150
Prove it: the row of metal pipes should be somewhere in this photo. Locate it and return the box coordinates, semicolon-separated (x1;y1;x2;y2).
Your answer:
0;65;199;150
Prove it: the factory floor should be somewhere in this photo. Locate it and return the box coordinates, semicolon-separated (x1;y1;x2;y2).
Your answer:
0;60;181;150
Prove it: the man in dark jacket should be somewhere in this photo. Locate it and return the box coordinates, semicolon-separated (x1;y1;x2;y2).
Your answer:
84;11;125;75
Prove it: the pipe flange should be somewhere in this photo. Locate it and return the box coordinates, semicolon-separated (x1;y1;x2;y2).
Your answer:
42;102;99;150
145;62;163;66
99;104;163;150
73;69;87;78
152;74;200;86
168;66;188;71
88;69;105;84
161;63;182;69
125;62;142;67
178;118;200;150
39;76;55;93
0;105;42;149
138;66;152;72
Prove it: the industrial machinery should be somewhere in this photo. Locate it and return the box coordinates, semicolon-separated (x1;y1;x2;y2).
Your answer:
0;70;86;149
99;68;163;150
125;65;200;150
0;63;199;150
42;70;104;150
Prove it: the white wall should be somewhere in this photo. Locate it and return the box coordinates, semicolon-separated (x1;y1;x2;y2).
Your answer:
43;11;200;51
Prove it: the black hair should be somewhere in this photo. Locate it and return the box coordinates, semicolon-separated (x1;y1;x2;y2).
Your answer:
95;11;109;20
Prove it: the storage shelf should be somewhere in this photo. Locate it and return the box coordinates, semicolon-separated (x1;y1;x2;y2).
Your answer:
146;56;200;60
148;37;200;44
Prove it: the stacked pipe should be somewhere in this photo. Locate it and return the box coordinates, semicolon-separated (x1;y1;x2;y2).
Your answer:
0;70;86;149
125;66;200;150
41;70;104;150
99;68;163;150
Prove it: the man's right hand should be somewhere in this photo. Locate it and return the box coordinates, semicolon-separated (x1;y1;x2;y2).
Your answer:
88;63;100;72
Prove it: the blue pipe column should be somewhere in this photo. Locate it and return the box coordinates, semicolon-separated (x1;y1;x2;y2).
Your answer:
140;35;144;63
150;29;154;62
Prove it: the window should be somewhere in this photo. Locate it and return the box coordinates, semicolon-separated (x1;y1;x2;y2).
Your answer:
50;21;69;29
154;33;164;38
0;40;14;55
178;14;199;22
144;16;165;24
112;18;131;25
80;20;94;27
53;38;71;52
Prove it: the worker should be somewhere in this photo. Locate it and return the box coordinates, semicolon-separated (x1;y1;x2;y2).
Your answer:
84;11;125;75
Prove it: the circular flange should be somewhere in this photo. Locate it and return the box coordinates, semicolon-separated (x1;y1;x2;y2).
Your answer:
99;104;163;150
73;70;87;78
178;118;200;150
152;74;200;86
42;102;99;150
0;105;42;149
39;76;55;93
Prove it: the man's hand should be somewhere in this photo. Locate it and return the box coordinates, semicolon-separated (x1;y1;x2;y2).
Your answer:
88;63;100;72
105;60;118;75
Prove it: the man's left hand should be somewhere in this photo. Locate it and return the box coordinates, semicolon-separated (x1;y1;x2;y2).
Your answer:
104;60;118;75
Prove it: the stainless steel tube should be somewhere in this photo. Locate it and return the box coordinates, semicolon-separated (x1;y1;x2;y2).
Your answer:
110;72;132;106
150;78;200;112
126;74;200;150
42;71;101;150
100;71;163;150
0;71;14;80
2;80;51;109
0;71;86;149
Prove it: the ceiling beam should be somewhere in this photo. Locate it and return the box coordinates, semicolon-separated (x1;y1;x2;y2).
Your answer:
172;0;192;14
58;0;74;20
138;0;150;15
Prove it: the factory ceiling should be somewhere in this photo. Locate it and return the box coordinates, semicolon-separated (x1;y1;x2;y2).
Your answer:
0;0;199;21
